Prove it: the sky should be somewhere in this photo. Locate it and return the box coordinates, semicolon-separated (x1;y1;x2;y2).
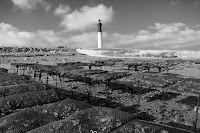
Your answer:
0;0;200;50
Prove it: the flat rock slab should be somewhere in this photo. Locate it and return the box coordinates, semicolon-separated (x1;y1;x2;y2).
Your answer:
27;107;135;133
0;98;92;133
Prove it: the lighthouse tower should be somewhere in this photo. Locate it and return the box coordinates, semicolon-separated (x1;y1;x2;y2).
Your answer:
97;19;103;48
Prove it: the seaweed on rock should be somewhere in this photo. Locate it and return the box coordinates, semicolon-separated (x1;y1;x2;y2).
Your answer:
0;89;68;118
0;98;92;133
0;83;51;98
27;107;135;133
111;119;193;133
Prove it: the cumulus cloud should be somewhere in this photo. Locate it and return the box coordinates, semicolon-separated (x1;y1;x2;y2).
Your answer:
170;1;177;6
0;22;104;48
196;25;200;28
170;0;180;6
148;23;185;32
0;23;32;47
55;4;71;16
60;4;113;31
0;23;64;47
10;0;52;11
67;32;109;48
105;23;200;50
139;30;149;34
0;22;200;50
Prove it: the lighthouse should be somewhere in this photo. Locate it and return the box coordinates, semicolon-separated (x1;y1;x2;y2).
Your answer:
97;19;103;48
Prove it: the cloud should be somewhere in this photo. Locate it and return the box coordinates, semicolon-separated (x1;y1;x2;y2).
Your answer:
0;22;200;50
60;4;113;31
0;23;64;47
139;30;149;34
10;0;52;11
0;22;104;48
55;4;71;16
105;23;200;50
43;2;52;12
66;32;109;48
196;25;200;28
149;23;185;32
0;23;33;47
170;0;180;6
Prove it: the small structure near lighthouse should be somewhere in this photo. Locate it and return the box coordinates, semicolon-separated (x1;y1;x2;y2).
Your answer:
97;19;103;48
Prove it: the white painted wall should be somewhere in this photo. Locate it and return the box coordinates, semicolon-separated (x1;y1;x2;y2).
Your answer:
98;32;103;48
